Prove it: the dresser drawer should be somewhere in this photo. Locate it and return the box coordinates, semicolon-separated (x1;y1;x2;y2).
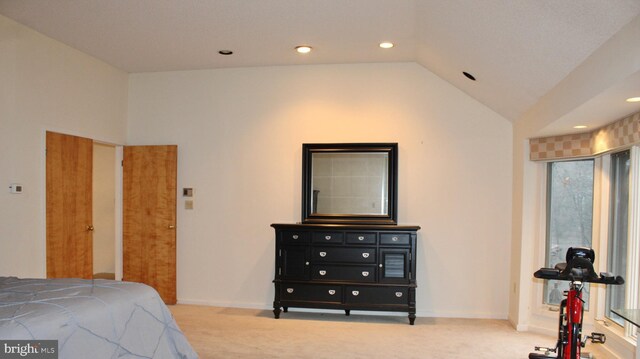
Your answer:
345;232;377;244
280;284;342;303
311;265;376;282
380;233;410;245
312;247;376;264
312;232;344;244
281;230;310;244
345;286;408;305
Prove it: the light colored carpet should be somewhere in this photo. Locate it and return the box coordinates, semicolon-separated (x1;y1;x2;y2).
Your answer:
169;305;610;359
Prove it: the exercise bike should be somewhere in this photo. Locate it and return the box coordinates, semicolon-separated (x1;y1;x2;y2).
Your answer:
529;247;624;359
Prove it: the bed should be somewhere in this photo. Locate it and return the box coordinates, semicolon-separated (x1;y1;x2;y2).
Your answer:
0;277;197;358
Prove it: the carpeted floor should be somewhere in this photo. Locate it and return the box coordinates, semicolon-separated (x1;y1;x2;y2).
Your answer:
169;305;610;359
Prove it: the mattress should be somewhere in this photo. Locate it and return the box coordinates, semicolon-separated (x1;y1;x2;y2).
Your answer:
0;277;198;358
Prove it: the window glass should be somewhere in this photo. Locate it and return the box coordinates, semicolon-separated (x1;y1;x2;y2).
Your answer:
544;160;594;307
606;150;630;325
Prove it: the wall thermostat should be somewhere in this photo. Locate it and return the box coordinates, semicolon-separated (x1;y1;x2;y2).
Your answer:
9;183;23;194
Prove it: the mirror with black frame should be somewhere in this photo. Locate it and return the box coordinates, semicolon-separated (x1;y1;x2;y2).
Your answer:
301;143;398;224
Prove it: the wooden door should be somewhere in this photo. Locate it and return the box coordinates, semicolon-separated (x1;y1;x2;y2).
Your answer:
46;131;93;279
123;145;177;304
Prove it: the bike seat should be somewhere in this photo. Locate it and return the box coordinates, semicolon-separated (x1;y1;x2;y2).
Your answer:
566;247;595;263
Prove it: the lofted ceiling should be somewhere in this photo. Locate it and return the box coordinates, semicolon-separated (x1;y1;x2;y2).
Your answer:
1;0;640;132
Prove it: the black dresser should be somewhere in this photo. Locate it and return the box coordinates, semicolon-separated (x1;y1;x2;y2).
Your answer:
271;223;420;324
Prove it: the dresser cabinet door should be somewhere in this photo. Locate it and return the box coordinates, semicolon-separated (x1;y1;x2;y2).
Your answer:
379;249;410;283
281;246;309;280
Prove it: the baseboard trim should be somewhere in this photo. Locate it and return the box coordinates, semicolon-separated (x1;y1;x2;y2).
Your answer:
176;299;508;320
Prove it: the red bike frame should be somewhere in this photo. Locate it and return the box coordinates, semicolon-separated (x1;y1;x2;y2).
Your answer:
530;247;623;359
564;282;583;359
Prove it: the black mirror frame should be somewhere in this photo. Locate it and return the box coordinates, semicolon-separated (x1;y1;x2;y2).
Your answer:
301;143;398;225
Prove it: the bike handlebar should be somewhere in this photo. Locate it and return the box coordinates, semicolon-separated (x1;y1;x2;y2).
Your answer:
534;257;624;285
533;247;624;284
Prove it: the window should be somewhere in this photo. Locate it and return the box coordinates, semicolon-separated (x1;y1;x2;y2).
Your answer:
544;160;595;307
606;150;630;326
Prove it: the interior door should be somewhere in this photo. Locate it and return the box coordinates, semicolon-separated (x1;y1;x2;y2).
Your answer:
46;131;93;279
123;145;177;304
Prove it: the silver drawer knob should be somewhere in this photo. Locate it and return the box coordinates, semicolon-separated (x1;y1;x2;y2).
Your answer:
328;290;336;295
319;251;327;257
325;235;331;240
287;288;294;293
379;264;383;268
362;271;369;277
292;234;299;239
392;236;398;242
352;290;359;296
395;292;403;298
362;253;370;258
358;236;365;241
319;270;327;276
305;261;310;265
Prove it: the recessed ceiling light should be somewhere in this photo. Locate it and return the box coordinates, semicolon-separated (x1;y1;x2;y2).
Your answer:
573;125;588;129
626;97;640;103
218;50;233;55
295;46;312;54
463;71;476;81
379;42;394;49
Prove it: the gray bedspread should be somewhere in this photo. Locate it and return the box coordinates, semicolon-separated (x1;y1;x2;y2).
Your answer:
0;277;198;358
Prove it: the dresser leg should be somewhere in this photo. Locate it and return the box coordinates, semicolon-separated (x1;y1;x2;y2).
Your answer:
283;307;288;312
273;307;281;319
345;309;351;316
408;313;416;325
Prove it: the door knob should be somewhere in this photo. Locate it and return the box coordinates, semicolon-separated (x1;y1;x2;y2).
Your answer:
168;225;175;229
86;225;94;231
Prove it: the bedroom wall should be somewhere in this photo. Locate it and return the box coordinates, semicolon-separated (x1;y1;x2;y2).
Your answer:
0;15;128;278
92;143;117;275
127;62;514;318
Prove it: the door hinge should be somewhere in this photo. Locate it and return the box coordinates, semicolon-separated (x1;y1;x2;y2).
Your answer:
121;160;124;167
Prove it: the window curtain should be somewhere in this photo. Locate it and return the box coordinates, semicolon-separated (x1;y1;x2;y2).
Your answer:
530;111;640;161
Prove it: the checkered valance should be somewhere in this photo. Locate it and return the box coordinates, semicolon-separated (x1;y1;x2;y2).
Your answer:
530;111;640;161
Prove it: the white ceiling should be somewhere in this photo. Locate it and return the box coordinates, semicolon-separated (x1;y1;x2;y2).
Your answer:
1;0;640;130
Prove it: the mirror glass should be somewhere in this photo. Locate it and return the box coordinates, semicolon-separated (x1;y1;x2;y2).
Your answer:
302;143;397;224
311;152;388;215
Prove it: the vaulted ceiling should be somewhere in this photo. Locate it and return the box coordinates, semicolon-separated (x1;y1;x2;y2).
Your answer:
1;0;639;132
